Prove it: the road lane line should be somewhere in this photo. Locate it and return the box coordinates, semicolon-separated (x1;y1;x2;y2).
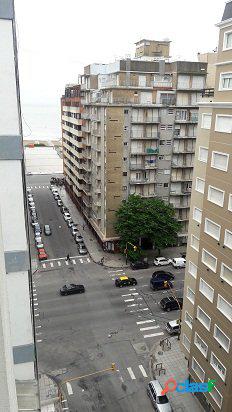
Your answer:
139;365;148;378
127;367;136;380
140;325;160;331
137;319;156;325
42;263;46;269
34;186;37;188
72;259;76;264
66;382;73;395
144;332;164;338
50;262;54;268
124;299;134;302
127;303;138;307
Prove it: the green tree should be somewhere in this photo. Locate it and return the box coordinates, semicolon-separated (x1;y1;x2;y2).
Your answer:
115;194;182;257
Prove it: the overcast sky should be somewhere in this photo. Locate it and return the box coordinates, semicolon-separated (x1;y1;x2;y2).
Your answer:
15;0;226;107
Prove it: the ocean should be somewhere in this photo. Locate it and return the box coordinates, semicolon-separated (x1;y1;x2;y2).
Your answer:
21;103;61;141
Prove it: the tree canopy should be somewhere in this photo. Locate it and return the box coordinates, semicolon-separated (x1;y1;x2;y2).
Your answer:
115;194;182;254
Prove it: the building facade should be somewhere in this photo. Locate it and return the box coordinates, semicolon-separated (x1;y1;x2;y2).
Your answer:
0;1;39;410
61;41;208;251
180;2;232;411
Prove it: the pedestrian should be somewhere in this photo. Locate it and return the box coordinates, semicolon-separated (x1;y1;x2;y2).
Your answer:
82;223;85;230
100;257;104;265
66;253;70;261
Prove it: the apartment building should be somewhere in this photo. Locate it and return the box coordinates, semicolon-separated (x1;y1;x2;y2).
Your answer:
180;2;232;411
62;40;208;251
0;1;39;410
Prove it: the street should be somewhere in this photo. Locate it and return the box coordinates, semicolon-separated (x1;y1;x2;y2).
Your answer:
27;175;185;412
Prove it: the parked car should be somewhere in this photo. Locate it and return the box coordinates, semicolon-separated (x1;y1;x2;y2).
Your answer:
34;224;41;233
27;188;32;193
28;195;34;201
152;271;175;281
150;278;173;291
72;227;79;237
61;206;69;214
67;220;74;227
44;225;52;235
64;212;71;221
36;242;44;249
160;296;183;312
31;212;37;219
57;200;63;207
147;380;172;411
34;231;41;238
54;194;60;200
38;249;48;261
166;320;181;335
60;283;85;296
31;220;39;227
154;257;171;267
75;234;83;243
171;258;186;269
115;276;137;288
50;185;55;191
130;261;149;270
35;236;42;245
78;244;88;255
29;207;36;213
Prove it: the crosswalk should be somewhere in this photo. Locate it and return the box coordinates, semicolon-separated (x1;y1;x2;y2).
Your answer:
27;185;50;189
121;363;149;381
40;256;90;269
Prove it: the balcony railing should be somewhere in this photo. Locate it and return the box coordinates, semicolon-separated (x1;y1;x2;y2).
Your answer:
160;97;176;105
175;116;198;123
130;178;151;184
131;132;160;140
173;147;195;153
131;117;160;123
153;81;172;88
172;162;194;168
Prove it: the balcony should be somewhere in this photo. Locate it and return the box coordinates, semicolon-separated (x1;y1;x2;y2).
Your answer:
173;147;195;154
170;190;192;196
173;131;196;139
90;113;100;121
130;162;157;170
160;97;176;106
82;112;90;120
131;117;160;124
175;115;198;123
130;178;152;184
82;125;90;133
131;148;159;156
153;81;173;88
171;176;192;182
171;162;194;168
131;132;160;140
177;82;204;90
171;202;190;209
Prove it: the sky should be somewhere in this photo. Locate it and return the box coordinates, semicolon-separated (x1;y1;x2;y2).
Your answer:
14;0;226;139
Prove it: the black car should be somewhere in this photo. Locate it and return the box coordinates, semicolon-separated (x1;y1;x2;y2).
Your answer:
152;271;175;281
60;283;85;296
115;276;137;287
150;278;173;291
160;296;183;312
61;206;69;214
130;261;149;270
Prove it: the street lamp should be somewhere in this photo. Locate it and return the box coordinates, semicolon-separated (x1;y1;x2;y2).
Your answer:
124;241;137;265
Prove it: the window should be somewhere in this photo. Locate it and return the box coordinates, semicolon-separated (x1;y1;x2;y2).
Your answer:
197;306;211;330
228;194;232;212
201;113;212;129
204;218;221;241
191;234;199;251
194;333;208;357
164;183;169;188
219;72;232;90
202;248;217;272
160;140;165;145
214;324;230;353
224;229;232;249
189;261;197;278
210;352;226;382
195;177;205;193
124;109;128;114
187;287;195;304
122;186;127;191
185;311;193;329
123;172;127;176
192;357;205;381
208;185;225;207
223;30;232;50
193;207;202;223
198;146;208;163
220;262;232;286
211;151;229;172
182;334;190;352
199;278;214;302
164;169;170;175
215;115;232;133
217;295;232;322
209;385;223;409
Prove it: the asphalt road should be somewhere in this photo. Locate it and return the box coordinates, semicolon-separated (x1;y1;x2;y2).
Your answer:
27;175;185;412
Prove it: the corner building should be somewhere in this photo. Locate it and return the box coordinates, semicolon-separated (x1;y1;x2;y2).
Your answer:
181;2;232;411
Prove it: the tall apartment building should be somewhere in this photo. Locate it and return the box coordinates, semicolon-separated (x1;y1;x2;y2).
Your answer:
61;40;208;251
0;1;39;410
180;2;232;411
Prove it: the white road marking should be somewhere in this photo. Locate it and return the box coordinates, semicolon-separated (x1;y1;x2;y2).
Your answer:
144;332;164;338
34;303;39;306
141;284;148;287
124;299;134;302
140;325;160;331
42;255;86;262
35;314;40;317
139;365;148;378
66;382;73;395
42;185;45;188
33;293;37;297
36;339;42;343
127;367;136;380
34;186;37;188
46;186;49;188
62;408;69;411
137;319;156;325
129;288;136;291
35;325;41;328
50;262;54;268
42;263;46;268
33;298;38;301
79;259;83;263
39;186;41;188
72;259;76;264
108;269;123;273
87;258;90;262
34;308;39;311
138;308;149;311
137;297;143;300
121;293;132;297
65;261;69;265
127;303;138;307
58;261;61;266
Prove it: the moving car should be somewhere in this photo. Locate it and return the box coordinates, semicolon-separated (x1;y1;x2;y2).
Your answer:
115;276;137;288
130;261;149;270
60;283;85;296
166;319;181;335
154;257;171;267
147;380;172;411
75;234;83;243
44;224;52;235
171;257;186;268
152;271;175;281
150;278;173;291
78;244;88;255
160;296;183;312
38;249;48;261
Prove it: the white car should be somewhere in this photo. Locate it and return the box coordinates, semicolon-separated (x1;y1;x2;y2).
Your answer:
171;257;186;268
154;257;171;266
64;213;71;221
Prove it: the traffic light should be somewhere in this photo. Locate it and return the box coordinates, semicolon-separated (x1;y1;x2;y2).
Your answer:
133;246;137;251
111;363;116;371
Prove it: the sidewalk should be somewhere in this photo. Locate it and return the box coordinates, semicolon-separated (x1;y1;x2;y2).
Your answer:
150;336;204;412
39;373;62;412
59;187;186;268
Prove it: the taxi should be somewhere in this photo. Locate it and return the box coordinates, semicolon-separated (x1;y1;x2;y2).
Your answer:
115;276;137;288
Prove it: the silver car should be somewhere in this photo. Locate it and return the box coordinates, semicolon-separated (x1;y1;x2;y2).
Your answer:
78;245;88;255
147;380;172;411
